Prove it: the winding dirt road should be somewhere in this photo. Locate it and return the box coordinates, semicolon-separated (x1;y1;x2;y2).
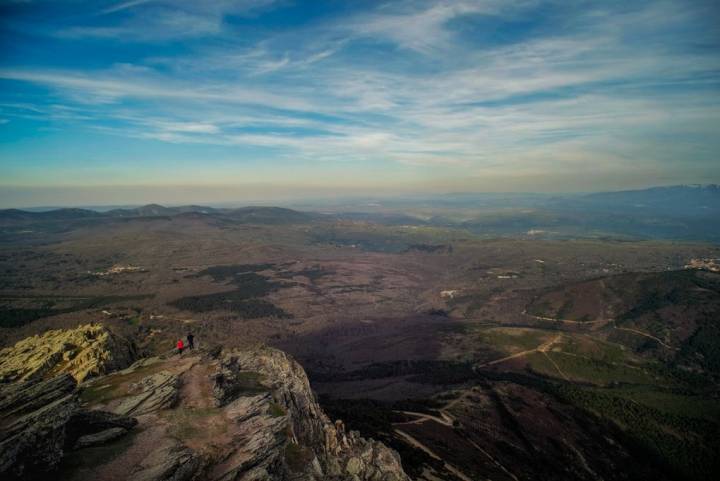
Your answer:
475;333;563;368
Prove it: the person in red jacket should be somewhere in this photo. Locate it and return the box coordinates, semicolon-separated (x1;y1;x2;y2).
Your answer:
177;338;184;356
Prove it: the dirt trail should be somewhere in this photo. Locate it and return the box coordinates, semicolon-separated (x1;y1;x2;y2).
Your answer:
394;391;521;481
613;325;676;350
521;310;612;327
394;429;474;481
522;311;676;351
542;352;569;380
179;360;216;409
173;357;239;453
476;333;562;368
393;410;454;427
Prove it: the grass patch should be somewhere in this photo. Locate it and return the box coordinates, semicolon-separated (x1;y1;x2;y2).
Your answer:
557;336;629;364
476;327;551;353
226;370;269;397
524;351;560;377
268;401;286;417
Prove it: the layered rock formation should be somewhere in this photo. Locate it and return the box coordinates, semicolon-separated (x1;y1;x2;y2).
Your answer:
208;347;409;481
0;326;409;481
0;373;137;479
0;324;136;383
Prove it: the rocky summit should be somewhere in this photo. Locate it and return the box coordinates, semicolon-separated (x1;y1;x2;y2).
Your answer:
0;324;137;383
0;326;409;481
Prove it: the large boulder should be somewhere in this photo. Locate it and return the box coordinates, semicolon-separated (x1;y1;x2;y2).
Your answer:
0;324;137;383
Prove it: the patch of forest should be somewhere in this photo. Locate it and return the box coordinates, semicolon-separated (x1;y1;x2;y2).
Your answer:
170;271;290;319
0;294;154;328
404;243;452;253
275;265;334;282
550;382;720;481
189;263;276;283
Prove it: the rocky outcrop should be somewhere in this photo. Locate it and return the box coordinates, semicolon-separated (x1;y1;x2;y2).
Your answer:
74;427;129;449
0;341;408;481
131;443;204;481
0;373;137;480
0;374;78;478
207;347;410;481
0;324;136;383
113;371;180;416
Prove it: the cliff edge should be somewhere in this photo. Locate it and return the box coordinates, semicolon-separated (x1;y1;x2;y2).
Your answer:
0;326;409;481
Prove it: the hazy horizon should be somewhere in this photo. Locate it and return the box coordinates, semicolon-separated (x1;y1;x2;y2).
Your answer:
2;182;720;210
2;1;720;207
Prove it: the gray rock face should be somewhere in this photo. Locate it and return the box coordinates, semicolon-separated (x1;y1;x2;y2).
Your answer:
0;373;76;420
0;344;408;481
113;371;180;416
213;391;289;480
74;427;128;449
131;443;204;481
66;409;138;450
211;347;410;481
0;373;138;480
0;375;79;479
68;409;139;432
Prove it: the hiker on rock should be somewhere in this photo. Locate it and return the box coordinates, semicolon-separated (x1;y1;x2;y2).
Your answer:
187;332;195;350
177;338;184;355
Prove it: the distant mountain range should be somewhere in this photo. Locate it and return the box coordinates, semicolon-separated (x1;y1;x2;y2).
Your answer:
0;204;316;223
567;184;720;217
1;185;718;242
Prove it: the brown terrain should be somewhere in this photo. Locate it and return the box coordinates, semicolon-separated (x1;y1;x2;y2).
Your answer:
1;210;720;480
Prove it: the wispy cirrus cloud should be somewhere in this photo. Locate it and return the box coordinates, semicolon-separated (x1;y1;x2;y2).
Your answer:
1;0;719;191
341;0;528;53
62;0;284;40
99;0;155;15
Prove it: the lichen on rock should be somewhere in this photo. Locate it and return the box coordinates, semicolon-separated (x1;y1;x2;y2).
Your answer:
0;323;137;383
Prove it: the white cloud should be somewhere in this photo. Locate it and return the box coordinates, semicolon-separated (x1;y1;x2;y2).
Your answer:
3;0;719;181
0;68;314;111
100;0;155;15
63;0;284;40
343;0;521;53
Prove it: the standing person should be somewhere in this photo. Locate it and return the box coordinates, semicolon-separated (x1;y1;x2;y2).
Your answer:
186;332;195;350
177;338;184;356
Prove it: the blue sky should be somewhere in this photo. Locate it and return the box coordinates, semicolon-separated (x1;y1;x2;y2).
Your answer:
1;0;719;206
